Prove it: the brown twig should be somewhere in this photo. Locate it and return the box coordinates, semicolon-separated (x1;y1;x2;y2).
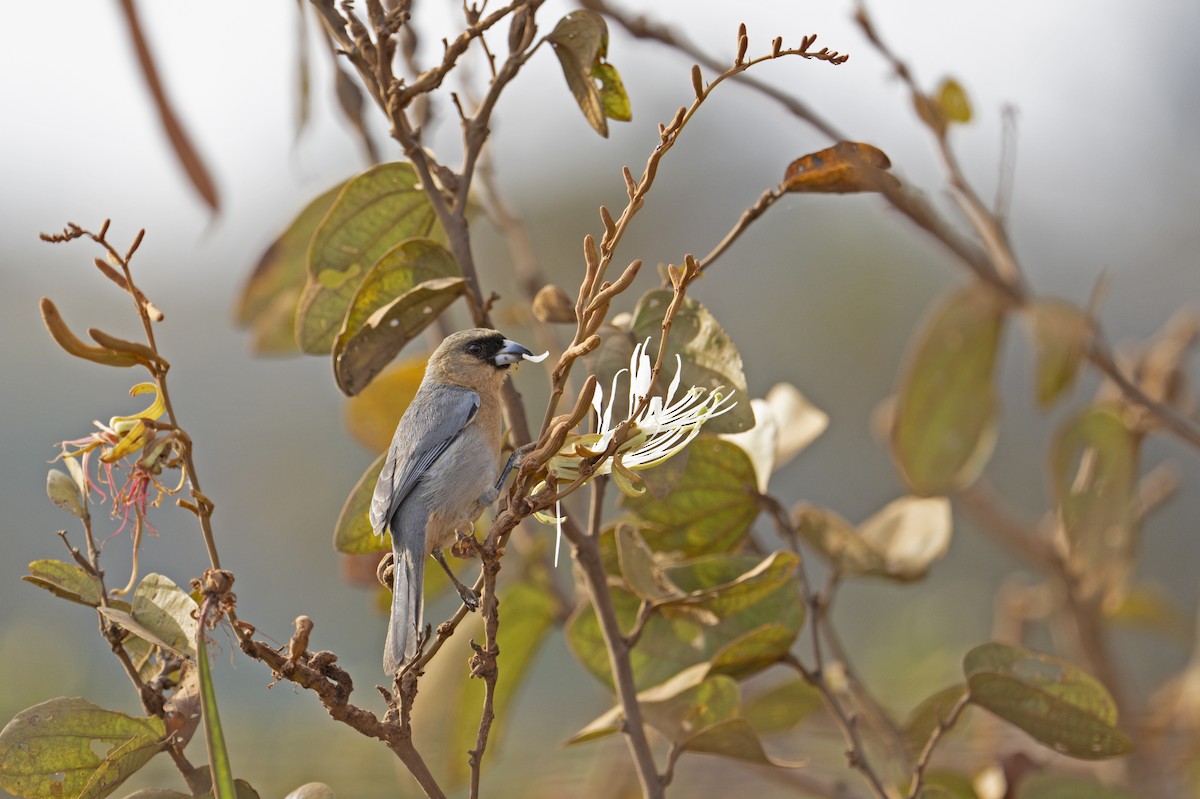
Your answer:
904;692;971;799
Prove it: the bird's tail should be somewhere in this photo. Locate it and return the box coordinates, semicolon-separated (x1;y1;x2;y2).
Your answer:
383;519;426;675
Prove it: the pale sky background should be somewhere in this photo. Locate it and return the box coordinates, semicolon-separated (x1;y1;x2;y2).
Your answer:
1;2;1197;796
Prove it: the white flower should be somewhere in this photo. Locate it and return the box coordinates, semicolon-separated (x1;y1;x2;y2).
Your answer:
541;338;737;565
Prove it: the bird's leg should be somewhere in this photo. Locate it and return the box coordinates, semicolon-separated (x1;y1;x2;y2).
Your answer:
432;548;480;611
495;442;536;491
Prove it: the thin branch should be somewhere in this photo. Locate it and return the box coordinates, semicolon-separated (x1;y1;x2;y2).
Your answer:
564;476;665;799
904;692;970;799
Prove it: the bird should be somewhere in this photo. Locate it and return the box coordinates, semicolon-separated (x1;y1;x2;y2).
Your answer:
370;328;542;674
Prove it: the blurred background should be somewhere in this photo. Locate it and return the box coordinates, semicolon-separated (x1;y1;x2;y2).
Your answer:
1;1;1197;796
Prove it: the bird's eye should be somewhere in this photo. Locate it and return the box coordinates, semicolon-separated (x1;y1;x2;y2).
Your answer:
467;343;483;355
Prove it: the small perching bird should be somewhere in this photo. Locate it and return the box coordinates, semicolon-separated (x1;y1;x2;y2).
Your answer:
370;329;545;674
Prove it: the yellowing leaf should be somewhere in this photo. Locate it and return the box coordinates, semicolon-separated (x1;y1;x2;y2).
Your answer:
783;141;900;194
334;453;389;555
936;78;972;124
343;357;427;453
593;62;631;122
23;559;103;607
295;163;446;354
129;573;200;660
963;642;1132;760
548;10;610;137
0;697;165;799
1027;300;1092;407
892;284;1007;495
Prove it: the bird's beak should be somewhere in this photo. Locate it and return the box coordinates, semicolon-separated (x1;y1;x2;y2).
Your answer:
493;339;549;366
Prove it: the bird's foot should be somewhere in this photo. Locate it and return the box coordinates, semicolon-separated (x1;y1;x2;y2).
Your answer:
376;552;395;589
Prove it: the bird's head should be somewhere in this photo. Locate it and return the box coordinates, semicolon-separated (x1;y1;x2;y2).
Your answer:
427;328;546;391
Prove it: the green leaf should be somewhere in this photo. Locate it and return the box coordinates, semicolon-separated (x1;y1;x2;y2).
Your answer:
625;438;759;556
334;453;389;554
566;553;803;689
196;608;238;799
1027;300;1092;407
295;163;446;354
631;290;754;434
333;237;458;350
47;468;86;518
333;274;465;396
615;525;684;602
963;642;1133;760
593;62;631;122
682;717;805;767
663;550;800;620
236;181;346;355
547;10;610;137
1016;773;1139;799
743;678;823;735
23;559;103;606
903;683;969;756
892;284;1006;495
77;733;165;799
936;78;972;124
0;697;165;799
1049;404;1139;607
708;624;798;676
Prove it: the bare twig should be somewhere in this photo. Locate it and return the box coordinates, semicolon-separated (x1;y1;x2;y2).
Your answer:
904;692;971;799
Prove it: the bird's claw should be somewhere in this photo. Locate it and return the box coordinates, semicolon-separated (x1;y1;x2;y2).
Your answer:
457;585;481;611
377;552;396;589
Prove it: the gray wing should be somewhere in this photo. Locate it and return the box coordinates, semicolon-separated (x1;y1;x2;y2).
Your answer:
369;385;480;537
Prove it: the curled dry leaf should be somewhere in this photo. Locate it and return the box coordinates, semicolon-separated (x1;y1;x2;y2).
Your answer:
783;141;901;194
